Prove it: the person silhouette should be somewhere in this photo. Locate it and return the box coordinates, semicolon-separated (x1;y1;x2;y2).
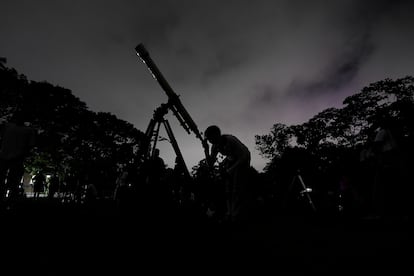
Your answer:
204;125;251;224
147;149;166;185
372;116;403;218
33;170;46;199
141;148;169;218
114;168;131;212
0;113;36;201
48;173;59;199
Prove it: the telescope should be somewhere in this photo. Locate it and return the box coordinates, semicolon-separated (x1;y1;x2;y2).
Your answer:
135;43;211;169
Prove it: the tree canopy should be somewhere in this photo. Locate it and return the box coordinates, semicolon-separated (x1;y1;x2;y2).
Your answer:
256;76;414;174
0;61;145;194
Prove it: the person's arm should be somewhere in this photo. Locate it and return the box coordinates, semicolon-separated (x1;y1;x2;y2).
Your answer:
207;144;219;167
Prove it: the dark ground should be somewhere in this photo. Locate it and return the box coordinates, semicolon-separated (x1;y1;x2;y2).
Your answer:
0;197;412;275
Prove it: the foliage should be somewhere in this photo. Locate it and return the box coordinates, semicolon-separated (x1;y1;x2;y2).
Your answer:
256;76;414;174
1;61;145;193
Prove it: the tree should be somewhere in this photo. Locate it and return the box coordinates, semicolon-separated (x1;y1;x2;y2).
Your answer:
342;76;414;145
0;63;28;121
1;62;146;195
256;76;414;173
255;123;296;160
0;57;6;69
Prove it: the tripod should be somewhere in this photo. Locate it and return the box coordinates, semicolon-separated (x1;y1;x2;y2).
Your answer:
287;170;317;212
143;103;191;179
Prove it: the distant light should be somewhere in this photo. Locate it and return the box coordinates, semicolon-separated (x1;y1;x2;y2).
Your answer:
300;188;312;194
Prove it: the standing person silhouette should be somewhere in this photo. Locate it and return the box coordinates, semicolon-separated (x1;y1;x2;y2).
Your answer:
372;116;402;218
48;173;59;199
33;170;46;199
204;125;251;224
142;148;169;218
0;113;36;202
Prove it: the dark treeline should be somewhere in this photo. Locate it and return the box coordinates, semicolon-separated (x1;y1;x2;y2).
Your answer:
255;76;414;218
0;58;146;199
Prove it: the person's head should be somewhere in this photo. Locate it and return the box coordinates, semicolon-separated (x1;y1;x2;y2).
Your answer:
204;125;221;144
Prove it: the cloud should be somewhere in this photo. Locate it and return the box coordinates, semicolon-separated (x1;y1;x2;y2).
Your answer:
286;33;375;98
2;0;414;171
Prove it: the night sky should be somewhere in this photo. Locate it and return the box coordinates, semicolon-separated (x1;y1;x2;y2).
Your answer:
1;0;414;171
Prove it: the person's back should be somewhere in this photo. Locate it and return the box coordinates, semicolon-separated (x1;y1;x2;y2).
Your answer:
218;134;250;167
146;149;166;186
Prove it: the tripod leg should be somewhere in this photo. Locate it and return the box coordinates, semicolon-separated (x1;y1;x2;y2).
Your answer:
297;174;316;212
162;120;191;179
150;121;162;158
141;119;157;160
